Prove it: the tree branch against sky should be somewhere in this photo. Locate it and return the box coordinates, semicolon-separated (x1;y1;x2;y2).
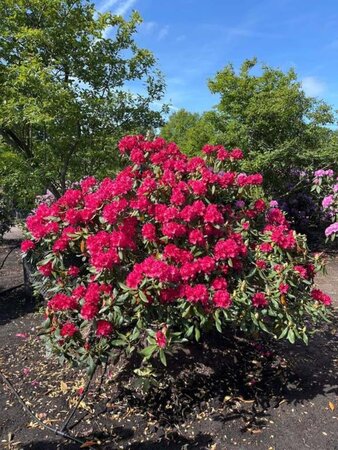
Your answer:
0;0;167;206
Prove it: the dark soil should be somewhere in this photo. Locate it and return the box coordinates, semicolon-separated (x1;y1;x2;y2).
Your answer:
0;233;337;450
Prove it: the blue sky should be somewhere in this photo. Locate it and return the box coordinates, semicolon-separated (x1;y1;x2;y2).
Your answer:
95;0;338;115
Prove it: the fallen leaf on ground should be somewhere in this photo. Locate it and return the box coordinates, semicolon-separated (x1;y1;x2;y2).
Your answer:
80;441;99;448
15;333;29;339
60;381;68;394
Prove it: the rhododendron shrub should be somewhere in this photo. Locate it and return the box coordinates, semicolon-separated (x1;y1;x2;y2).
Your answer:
278;168;337;243
22;136;332;371
312;169;338;241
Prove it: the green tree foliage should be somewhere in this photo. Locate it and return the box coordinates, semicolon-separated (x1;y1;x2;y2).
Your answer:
0;0;166;207
0;189;13;239
160;109;199;153
161;59;337;193
161;109;217;156
208;58;336;174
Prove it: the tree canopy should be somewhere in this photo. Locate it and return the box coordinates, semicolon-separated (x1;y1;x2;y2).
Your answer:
161;59;337;192
0;0;166;207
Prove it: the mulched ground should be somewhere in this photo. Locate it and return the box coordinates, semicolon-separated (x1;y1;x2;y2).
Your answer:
0;232;337;450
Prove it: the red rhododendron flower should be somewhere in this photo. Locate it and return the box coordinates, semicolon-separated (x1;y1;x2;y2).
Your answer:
102;199;128;224
214;238;244;260
279;283;289;294
61;322;78;337
256;259;267;270
213;290;232;308
142;223;157;241
85;282;101;304
80;303;98;320
269;226;296;249
254;199;266;213
68;266;80;277
259;242;273;253
96;320;113;337
211;277;228;290
198;256;215;273
58;189;82;208
53;237;69;253
170;188;186;205
48;293;78;311
267;208;287;226
218;171;235;188
180;261;199;281
184;284;209;305
311;289;332;306
130;147;145;164
230;148;243;160
204;204;223;224
80;176;97;194
202;144;217;154
38;262;53;277
252;292;268;308
188;229;205;246
294;265;307;278
189;180;207;195
155;330;167;348
162;222;186;238
217;147;230;160
21;240;35;252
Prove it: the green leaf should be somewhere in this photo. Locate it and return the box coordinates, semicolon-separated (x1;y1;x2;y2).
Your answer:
194;326;201;342
278;326;288;339
138;290;148;303
303;333;309;345
140;344;157;358
159;349;167;366
258;320;268;332
287;328;295;344
185;325;194;337
111;339;127;347
182;305;192;318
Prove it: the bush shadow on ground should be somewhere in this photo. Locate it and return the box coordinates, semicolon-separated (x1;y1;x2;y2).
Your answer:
20;431;212;449
0;287;36;326
1;291;337;448
110;316;338;431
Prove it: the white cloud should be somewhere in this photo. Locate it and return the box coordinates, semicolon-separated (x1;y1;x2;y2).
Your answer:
141;21;157;34
100;0;137;38
158;25;169;41
115;0;137;16
97;0;119;13
301;76;326;96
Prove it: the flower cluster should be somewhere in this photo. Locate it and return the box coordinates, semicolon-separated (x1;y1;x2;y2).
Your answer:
275;167;337;244
22;136;332;369
312;169;338;240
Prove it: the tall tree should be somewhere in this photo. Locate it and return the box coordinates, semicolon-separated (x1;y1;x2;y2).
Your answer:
207;58;336;174
0;0;167;206
162;59;336;183
160;109;218;156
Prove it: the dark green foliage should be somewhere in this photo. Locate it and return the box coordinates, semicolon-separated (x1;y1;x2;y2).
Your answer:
0;0;167;207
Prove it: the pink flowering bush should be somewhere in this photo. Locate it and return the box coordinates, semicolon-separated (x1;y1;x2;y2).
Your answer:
22;136;332;372
312;169;338;241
